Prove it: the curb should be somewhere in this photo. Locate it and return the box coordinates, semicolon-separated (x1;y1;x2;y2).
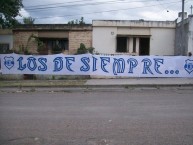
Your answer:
0;84;193;88
0;84;193;93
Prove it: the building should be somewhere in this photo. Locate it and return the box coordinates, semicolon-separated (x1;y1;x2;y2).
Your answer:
13;24;92;54
92;20;176;56
175;13;193;56
1;14;192;57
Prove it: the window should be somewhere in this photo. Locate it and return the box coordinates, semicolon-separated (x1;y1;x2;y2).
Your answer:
40;39;68;54
0;43;9;54
117;37;127;52
0;43;10;72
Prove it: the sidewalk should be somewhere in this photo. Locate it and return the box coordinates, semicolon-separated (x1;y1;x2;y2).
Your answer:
86;78;193;86
0;78;193;88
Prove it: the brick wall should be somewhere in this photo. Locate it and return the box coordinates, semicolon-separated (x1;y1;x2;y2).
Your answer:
69;31;92;54
13;30;92;54
13;31;38;54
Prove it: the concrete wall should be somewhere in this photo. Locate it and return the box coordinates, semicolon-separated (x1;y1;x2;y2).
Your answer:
150;28;175;55
93;20;176;55
117;27;150;35
93;27;117;54
187;16;193;54
175;15;193;56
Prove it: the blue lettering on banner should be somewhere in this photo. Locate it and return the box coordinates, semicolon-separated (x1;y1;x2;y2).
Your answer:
27;57;37;71
17;57;26;71
154;58;164;74
113;58;125;75
92;56;98;72
80;57;90;72
127;58;138;74
100;57;110;73
38;58;47;71
142;58;153;75
65;57;75;72
53;57;63;72
17;57;47;71
1;53;193;77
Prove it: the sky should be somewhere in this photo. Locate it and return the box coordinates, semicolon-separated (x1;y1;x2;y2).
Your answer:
16;0;193;24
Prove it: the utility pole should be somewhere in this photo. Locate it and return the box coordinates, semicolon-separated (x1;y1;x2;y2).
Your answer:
191;5;193;15
181;0;185;55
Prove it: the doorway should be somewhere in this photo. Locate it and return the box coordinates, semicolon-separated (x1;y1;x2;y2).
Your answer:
139;38;150;55
116;37;127;53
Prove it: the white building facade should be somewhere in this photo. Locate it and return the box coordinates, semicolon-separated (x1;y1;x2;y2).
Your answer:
92;20;176;56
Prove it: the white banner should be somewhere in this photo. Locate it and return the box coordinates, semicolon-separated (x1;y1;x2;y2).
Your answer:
0;53;193;77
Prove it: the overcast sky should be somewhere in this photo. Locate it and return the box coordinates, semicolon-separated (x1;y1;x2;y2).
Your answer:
17;0;193;24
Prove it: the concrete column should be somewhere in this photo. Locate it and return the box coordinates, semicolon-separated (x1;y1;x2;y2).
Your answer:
127;38;130;52
136;38;140;55
129;37;133;53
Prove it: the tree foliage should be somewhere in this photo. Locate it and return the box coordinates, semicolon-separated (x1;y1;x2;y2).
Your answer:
77;43;95;54
0;0;23;28
68;17;86;25
23;17;35;24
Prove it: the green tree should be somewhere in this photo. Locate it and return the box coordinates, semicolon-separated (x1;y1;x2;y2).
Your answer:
77;43;87;54
23;17;35;24
68;20;75;25
77;43;95;54
68;17;86;25
79;17;85;25
0;0;23;28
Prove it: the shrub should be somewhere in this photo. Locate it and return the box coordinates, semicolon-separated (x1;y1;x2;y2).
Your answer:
76;43;95;54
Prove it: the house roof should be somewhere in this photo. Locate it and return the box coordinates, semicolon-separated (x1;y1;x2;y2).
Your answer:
13;24;92;31
92;20;176;28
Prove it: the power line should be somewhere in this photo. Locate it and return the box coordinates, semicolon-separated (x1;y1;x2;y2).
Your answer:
20;0;181;20
157;0;184;9
25;0;95;8
25;0;147;8
156;0;170;11
26;0;183;9
25;0;128;10
25;0;170;11
25;0;145;11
